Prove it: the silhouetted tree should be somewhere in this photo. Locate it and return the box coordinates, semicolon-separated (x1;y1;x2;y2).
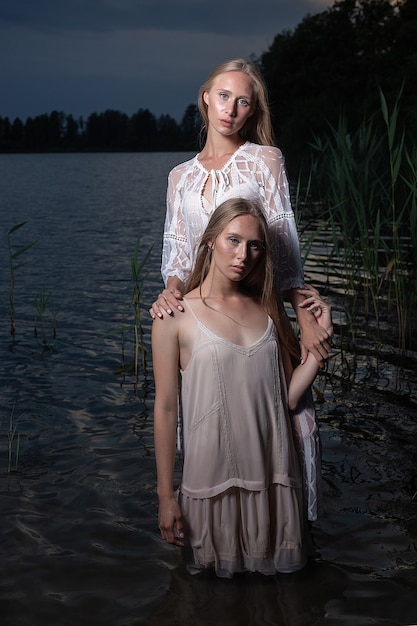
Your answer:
180;104;201;150
260;0;415;168
48;111;64;149
129;108;158;150
102;109;129;149
85;112;102;148
63;114;80;150
10;118;24;148
0;117;12;150
85;110;129;150
157;114;182;150
23;116;39;150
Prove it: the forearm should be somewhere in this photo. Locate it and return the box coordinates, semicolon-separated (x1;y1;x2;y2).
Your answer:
154;407;178;498
288;355;320;412
154;405;184;547
287;286;333;365
285;287;312;329
287;286;333;410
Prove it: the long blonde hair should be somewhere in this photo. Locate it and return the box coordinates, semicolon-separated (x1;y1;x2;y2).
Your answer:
186;198;300;362
197;58;275;146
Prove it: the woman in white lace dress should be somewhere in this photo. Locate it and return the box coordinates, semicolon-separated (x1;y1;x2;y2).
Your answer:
150;58;332;520
153;198;333;577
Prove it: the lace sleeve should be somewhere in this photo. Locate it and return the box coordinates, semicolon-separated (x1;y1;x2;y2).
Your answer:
258;147;304;292
161;168;191;287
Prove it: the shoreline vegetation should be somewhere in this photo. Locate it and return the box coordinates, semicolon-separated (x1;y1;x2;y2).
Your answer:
301;90;417;353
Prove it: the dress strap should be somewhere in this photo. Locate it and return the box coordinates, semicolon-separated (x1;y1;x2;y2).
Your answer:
182;297;199;323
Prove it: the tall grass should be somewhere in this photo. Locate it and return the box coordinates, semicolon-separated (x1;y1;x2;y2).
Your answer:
7;221;39;339
309;90;417;349
2;404;22;473
114;239;153;386
34;286;57;341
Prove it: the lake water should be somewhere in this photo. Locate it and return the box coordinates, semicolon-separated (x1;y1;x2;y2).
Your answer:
0;153;416;626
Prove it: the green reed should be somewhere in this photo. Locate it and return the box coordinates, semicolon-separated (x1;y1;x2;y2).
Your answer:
115;239;153;383
7;221;39;339
309;90;417;349
34;286;56;340
293;168;330;265
4;404;22;473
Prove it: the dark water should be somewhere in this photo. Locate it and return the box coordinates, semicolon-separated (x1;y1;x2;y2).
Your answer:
0;153;416;626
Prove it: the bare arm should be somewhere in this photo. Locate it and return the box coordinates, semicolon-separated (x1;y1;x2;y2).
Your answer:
152;316;184;546
286;286;332;366
287;287;333;412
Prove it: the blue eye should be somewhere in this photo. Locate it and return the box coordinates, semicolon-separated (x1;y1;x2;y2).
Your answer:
238;98;250;107
229;237;239;245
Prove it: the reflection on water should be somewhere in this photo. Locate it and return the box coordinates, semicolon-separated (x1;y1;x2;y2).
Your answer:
147;562;350;626
0;154;416;626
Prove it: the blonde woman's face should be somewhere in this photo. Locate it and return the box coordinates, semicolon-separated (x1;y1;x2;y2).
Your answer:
203;71;255;137
210;214;264;282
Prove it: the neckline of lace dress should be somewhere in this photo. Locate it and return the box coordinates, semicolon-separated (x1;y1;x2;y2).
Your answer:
196;141;249;174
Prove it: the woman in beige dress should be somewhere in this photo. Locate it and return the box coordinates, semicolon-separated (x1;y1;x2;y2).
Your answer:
153;197;333;578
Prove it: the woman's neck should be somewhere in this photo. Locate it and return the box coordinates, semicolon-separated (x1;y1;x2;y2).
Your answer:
200;273;245;302
199;134;245;169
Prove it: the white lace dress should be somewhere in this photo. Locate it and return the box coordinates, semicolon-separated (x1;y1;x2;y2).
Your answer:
161;141;303;292
161;141;322;521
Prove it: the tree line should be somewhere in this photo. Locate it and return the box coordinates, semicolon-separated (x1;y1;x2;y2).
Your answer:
0;105;202;154
1;0;416;164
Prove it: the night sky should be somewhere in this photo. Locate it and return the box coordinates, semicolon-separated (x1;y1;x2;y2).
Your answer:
1;0;334;122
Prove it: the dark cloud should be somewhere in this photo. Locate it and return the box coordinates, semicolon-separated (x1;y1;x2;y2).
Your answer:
0;0;334;121
0;0;331;35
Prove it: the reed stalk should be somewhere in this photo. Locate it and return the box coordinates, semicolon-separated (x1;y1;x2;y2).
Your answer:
34;287;52;339
6;404;21;473
293;169;330;266
7;221;39;340
309;89;417;350
114;239;153;384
